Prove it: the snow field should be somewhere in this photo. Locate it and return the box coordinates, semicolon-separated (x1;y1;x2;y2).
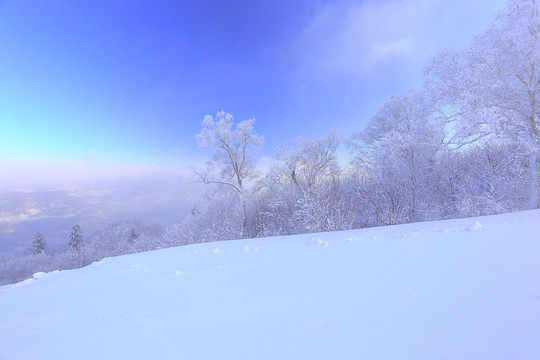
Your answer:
0;210;539;359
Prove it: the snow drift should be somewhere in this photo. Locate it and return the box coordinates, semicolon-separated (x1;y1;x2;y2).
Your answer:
1;210;539;359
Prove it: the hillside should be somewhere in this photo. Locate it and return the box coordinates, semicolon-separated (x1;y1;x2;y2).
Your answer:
1;210;539;359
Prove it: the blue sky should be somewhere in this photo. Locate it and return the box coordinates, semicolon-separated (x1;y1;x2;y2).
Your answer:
1;0;506;169
0;0;508;249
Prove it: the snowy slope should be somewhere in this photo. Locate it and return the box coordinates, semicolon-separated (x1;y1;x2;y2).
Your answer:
1;211;539;360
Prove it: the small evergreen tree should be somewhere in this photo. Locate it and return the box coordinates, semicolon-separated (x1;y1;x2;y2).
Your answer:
67;224;83;252
32;231;47;255
127;228;138;244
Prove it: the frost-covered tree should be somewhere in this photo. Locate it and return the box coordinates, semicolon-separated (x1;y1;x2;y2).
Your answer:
294;176;357;232
0;249;52;286
252;165;301;236
165;189;244;244
255;131;354;234
31;231;47;255
67;224;83;252
86;219;164;258
438;142;527;217
276;131;341;190
426;0;540;209
350;90;445;224
195;111;264;238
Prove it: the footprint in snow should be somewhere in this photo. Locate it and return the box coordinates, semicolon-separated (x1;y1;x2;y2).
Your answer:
309;239;329;247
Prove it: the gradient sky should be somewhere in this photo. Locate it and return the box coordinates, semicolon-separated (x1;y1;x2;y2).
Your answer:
1;0;506;169
0;0;509;250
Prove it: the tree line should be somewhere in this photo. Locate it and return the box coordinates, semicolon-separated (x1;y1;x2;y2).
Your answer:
0;221;165;286
166;0;539;241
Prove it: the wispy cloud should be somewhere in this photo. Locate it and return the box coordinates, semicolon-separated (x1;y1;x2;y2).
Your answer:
298;0;506;78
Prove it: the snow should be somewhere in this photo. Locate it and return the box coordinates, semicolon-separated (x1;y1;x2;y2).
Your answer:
1;210;539;360
466;221;486;232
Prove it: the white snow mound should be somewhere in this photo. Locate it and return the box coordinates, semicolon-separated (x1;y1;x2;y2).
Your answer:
466;221;486;232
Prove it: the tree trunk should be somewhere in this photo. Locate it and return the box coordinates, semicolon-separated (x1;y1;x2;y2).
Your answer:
238;192;248;238
528;151;539;209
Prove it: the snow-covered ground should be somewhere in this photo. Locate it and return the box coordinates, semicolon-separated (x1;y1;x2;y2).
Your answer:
1;210;539;360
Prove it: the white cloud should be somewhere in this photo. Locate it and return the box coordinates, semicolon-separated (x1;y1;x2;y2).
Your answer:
299;0;507;78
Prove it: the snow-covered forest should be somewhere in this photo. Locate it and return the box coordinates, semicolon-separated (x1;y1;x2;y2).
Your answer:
2;0;540;286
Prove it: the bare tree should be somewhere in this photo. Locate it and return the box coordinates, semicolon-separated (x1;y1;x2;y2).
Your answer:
195;111;264;238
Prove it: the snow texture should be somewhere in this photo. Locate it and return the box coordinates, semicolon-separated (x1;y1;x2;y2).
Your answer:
1;210;539;359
